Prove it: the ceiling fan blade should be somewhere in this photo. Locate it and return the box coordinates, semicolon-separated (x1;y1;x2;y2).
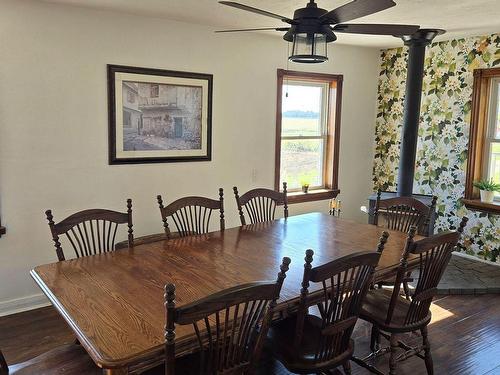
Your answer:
215;27;290;33
333;23;420;36
219;1;295;24
321;0;396;24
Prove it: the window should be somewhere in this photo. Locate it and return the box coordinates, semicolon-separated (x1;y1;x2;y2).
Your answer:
150;84;159;98
275;70;342;203
464;67;500;213
174;117;183;138
123;110;132;127
127;90;136;103
484;78;500;193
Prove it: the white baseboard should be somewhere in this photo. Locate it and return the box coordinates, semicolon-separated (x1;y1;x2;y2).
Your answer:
0;293;51;317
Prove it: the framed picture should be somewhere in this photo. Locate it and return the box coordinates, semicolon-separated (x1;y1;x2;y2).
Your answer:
108;65;212;164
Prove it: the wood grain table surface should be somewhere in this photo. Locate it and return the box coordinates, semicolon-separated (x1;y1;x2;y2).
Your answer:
31;213;415;374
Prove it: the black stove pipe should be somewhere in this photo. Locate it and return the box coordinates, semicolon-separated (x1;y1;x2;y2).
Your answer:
397;29;445;196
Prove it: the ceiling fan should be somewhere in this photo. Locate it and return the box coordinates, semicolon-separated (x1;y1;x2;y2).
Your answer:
217;0;420;63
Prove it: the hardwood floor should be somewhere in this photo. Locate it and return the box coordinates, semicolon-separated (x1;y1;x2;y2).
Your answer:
1;295;500;374
0;306;74;365
349;294;500;375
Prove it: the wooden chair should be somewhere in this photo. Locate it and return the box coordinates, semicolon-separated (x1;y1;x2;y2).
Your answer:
374;191;437;235
45;199;134;261
163;256;291;375
0;344;100;374
268;232;389;375
356;217;468;375
157;189;225;239
374;191;438;299
233;182;288;225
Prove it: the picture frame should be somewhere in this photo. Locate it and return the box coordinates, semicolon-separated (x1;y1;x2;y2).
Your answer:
107;64;212;164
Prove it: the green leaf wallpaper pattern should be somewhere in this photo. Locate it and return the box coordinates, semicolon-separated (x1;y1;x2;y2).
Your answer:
373;33;500;263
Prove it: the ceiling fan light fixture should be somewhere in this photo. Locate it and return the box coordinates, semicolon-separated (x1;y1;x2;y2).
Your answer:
289;32;328;63
218;0;423;64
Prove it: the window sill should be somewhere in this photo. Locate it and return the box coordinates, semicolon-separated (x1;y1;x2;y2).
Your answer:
462;198;500;215
0;226;5;237
287;189;340;204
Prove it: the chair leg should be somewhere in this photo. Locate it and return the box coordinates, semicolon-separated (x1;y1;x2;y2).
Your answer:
370;324;380;352
421;326;434;375
403;281;411;300
343;361;352;375
389;333;398;375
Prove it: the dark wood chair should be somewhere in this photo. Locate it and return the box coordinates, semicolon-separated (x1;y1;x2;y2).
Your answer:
0;344;100;374
45;199;134;261
356;217;468;375
233;182;288;225
163;256;291;375
374;191;438;299
268;232;389;375
374;191;437;234
157;189;225;239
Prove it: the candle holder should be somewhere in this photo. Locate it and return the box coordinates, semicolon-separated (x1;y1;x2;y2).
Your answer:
329;198;342;217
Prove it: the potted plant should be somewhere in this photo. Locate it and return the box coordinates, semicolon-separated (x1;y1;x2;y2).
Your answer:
299;173;311;193
473;179;500;203
301;180;310;194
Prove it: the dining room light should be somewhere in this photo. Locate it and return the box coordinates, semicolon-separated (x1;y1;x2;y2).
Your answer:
289;32;328;63
283;22;337;64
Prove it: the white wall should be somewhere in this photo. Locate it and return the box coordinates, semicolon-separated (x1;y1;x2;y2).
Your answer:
0;0;380;314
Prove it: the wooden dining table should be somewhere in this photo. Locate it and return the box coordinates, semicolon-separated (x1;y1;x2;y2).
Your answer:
31;212;417;374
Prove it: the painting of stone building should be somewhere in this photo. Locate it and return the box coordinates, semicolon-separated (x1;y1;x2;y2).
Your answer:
122;81;203;151
122;82;142;135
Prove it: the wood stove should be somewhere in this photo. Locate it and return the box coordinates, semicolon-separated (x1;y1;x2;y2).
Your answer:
368;29;445;235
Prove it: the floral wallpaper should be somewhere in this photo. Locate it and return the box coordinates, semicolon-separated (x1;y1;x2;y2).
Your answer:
373;33;500;263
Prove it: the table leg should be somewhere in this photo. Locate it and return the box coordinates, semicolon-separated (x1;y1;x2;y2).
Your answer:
102;368;128;374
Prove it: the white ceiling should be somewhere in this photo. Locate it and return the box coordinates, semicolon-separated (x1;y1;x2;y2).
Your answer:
41;0;500;48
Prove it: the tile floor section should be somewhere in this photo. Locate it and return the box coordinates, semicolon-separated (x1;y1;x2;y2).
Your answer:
410;254;500;295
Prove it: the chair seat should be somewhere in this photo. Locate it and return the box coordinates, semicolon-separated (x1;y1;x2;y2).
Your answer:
267;314;353;374
378;271;413;286
360;289;431;332
9;344;100;375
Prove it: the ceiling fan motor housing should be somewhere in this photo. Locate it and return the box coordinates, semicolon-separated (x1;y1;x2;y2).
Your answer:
285;0;336;63
283;1;336;43
218;0;427;64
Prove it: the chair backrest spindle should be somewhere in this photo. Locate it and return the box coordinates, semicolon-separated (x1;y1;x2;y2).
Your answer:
218;188;225;231
385;217;468;327
164;257;291;375
157;189;225;239
45;200;134;261
292;233;388;367
0;349;8;375
233;182;288;225
127;198;133;245
374;190;436;235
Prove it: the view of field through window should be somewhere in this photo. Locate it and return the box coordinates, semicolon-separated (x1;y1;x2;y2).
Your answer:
489;82;500;197
280;82;328;190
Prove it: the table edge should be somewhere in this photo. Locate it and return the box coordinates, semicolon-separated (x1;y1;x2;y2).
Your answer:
29;214;417;368
30;268;162;369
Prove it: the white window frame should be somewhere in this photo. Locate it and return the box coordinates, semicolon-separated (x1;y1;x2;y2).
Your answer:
483;78;500;198
279;80;330;192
